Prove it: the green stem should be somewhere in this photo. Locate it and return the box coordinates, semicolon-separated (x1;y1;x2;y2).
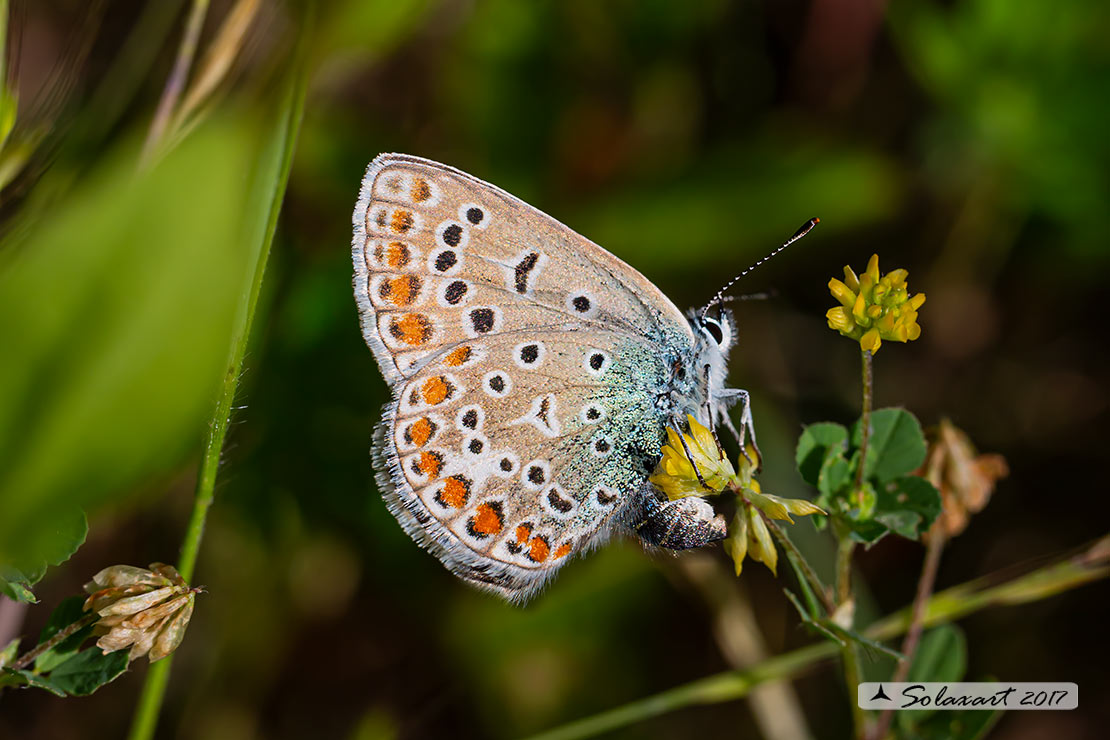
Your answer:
834;534;863;737
835;536;856;606
9;612;97;671
855;349;873;491
763;516;834;614
125;9;311;739
869;531;946;740
839;348;872;737
526;536;1110;740
841;642;866;739
526;642;833;740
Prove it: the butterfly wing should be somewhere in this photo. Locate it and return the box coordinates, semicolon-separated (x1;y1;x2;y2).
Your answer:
353;154;696;601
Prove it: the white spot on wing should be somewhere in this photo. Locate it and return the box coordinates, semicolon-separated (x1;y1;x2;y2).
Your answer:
521;459;551;490
509;393;560;437
435;220;469;250
459;203;489;229
583;349;612;377
513;341;546;369
482;370;512;398
455;404;485;432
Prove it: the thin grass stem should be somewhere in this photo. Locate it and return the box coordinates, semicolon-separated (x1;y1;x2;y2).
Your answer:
526;536;1109;740
125;9;312;739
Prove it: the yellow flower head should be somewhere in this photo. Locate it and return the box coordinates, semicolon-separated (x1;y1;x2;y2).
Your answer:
725;481;826;577
649;415;735;500
826;254;925;353
649;415;825;579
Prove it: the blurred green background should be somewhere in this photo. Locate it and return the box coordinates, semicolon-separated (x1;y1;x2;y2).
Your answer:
1;0;1108;738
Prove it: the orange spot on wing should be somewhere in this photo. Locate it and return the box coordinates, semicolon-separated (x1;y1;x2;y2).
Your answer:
409;418;433;447
411;178;431;202
444;345;472;366
440;475;470;508
421;376;450;405
417;451;442;477
528;536;550;563
391;209;414;233
385;276;420;306
515;524;532;545
472;503;504;535
554;543;572;559
390;313;431;346
386;242;410;268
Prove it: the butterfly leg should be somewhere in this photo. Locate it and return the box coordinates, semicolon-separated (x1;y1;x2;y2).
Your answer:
675;424;713;491
630;487;728;550
717;388;761;468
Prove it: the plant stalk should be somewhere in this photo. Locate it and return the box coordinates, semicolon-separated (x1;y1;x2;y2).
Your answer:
9;612;97;671
868;531;947;740
763;515;835;614
840;348;873;738
842;644;866;739
855;348;873;490
526;536;1110;740
125;8;311;738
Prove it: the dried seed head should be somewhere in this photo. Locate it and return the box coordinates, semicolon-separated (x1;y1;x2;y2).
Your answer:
921;419;1008;539
82;563;199;662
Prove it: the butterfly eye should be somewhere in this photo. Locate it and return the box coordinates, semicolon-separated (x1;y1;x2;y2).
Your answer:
704;319;724;345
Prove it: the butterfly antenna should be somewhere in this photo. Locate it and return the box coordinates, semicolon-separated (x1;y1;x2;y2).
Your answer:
719;289;779;303
699;218;819;321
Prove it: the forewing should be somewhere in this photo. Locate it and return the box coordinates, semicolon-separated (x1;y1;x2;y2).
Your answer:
352;154;693;381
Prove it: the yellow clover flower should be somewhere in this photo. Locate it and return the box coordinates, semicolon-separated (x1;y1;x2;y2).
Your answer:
649;415;735;499
725;478;825;576
826;254;925;353
649;415;824;578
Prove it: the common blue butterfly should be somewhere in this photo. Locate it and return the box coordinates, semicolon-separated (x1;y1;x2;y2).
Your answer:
352;154;812;602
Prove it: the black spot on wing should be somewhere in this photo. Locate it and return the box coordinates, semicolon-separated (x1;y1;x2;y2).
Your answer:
514;253;540;294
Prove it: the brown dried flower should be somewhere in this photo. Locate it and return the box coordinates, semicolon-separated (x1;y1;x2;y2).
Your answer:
921;419;1008;539
83;563;198;662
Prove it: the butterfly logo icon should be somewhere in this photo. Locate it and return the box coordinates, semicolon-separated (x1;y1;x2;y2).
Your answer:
352;154;815;602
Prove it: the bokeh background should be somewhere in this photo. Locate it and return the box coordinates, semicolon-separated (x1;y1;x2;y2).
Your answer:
1;1;1108;738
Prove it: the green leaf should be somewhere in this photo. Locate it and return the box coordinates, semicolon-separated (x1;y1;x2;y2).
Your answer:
0;570;37;603
874;476;942;541
817;452;853;498
47;647;129;696
908;624;967;683
35;596;94;673
0;509;85;601
899;624;968;729
0;120;256;568
0;638;19;669
844;518;889;545
852;408;927;483
796;422;849;486
1;667;67;696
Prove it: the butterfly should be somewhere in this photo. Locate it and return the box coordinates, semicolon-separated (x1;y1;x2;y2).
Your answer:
351;154;813;603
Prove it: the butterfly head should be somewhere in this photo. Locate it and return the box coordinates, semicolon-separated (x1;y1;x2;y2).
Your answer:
687;305;736;414
695;304;735;355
